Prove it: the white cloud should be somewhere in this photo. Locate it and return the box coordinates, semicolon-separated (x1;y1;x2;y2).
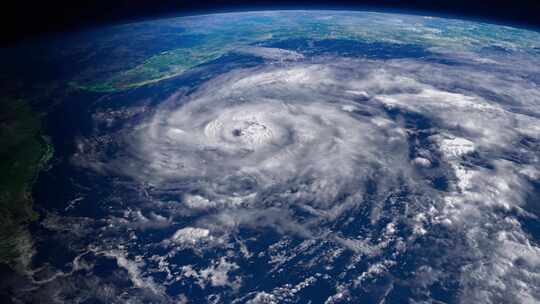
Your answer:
180;257;241;290
170;227;211;245
101;250;164;296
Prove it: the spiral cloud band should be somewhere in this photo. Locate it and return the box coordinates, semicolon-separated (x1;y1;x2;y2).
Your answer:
127;64;409;209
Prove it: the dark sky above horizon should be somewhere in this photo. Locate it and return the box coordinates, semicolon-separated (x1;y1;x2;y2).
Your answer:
1;0;540;45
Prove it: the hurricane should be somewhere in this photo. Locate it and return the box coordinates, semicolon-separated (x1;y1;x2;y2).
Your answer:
121;63;408;207
71;56;540;303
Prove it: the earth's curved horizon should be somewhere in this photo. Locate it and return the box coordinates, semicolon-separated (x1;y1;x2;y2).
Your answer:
1;9;540;304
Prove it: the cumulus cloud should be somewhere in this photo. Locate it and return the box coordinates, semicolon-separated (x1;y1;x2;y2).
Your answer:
167;227;211;247
180;257;241;290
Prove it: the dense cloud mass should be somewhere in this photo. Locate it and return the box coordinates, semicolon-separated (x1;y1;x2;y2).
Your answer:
7;11;540;304
65;54;540;303
120;63;409;206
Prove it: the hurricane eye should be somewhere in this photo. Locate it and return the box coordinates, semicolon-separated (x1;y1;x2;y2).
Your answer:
232;129;243;137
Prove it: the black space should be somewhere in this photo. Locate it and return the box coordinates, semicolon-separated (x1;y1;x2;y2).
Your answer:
1;0;540;46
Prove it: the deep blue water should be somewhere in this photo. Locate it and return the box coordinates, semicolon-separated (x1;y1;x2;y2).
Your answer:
263;38;432;59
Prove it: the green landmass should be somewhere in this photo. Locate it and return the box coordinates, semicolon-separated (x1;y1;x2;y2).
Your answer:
76;46;228;92
0;99;52;265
